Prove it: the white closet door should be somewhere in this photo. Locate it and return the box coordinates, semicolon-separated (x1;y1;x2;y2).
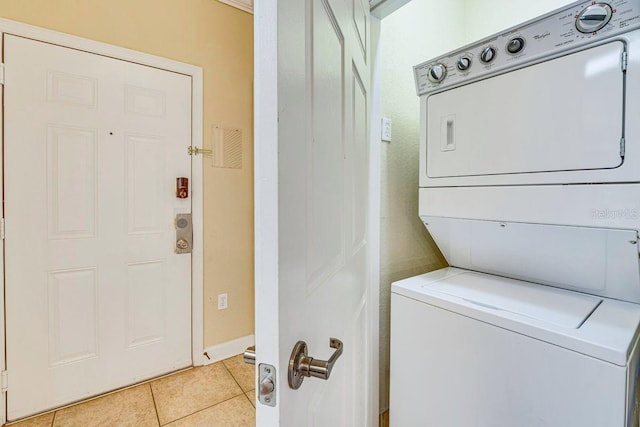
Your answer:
255;0;375;424
4;35;192;420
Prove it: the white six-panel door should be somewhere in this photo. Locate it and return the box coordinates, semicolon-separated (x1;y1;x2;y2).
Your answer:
255;0;374;424
4;35;193;420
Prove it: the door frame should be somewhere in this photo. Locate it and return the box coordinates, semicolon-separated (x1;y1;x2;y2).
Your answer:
0;18;205;424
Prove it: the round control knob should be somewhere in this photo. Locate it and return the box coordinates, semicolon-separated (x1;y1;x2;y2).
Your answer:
428;63;447;83
576;3;613;34
480;47;497;64
456;56;472;72
506;37;525;54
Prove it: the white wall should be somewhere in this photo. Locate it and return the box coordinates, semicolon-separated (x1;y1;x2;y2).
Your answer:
378;0;466;411
463;0;575;43
379;0;575;413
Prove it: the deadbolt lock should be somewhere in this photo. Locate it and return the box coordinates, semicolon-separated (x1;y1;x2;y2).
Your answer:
175;213;193;254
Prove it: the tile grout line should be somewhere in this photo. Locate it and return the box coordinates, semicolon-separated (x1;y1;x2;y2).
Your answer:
158;359;248;426
221;355;257;409
221;358;249;396
160;394;247;426
148;382;162;427
16;358;252;427
244;390;256;409
12;366;195;425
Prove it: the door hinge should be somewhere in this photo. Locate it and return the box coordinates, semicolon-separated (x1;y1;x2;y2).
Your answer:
1;218;5;240
1;370;8;393
622;51;628;72
621;137;626;157
0;63;5;85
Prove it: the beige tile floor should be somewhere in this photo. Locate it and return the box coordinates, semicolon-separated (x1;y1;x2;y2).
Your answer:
9;355;255;427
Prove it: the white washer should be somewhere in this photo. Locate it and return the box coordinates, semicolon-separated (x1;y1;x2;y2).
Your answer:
391;268;640;426
391;1;640;426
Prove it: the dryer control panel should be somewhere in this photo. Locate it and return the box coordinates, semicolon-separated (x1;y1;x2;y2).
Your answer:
414;0;640;95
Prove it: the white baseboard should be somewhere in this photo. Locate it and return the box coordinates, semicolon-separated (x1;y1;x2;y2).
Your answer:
201;334;255;365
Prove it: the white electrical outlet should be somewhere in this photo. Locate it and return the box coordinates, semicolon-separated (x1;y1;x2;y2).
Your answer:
382;117;392;142
218;293;228;310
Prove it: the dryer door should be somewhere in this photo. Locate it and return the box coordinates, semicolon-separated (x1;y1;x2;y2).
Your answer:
426;41;625;178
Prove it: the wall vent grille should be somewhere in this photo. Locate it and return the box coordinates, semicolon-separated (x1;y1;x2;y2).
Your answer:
213;126;243;170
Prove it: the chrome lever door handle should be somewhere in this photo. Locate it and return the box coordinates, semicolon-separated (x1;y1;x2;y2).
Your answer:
288;338;343;390
307;338;343;379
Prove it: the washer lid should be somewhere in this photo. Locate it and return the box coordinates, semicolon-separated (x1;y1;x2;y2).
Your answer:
425;271;601;329
392;267;640;366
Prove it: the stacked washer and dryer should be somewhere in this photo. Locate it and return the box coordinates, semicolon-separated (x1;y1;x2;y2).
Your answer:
390;1;640;426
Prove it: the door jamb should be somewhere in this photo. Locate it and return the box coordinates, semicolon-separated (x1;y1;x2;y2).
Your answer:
253;1;280;425
368;15;383;426
0;18;206;423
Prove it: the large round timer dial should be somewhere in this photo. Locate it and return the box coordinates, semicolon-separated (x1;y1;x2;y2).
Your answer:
428;63;447;83
576;3;613;34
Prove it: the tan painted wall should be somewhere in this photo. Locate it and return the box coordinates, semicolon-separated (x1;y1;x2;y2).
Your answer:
0;0;255;348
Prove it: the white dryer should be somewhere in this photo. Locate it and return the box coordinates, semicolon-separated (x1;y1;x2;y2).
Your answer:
390;1;640;426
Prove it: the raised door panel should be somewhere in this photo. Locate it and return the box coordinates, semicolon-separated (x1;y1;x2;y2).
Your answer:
127;261;166;348
48;268;98;366
126;134;166;235
353;0;367;61
306;0;346;293
47;71;97;108
47;125;97;239
125;85;166;117
350;65;367;254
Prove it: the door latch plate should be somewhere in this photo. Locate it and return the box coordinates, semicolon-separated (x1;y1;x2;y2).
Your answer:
258;363;276;407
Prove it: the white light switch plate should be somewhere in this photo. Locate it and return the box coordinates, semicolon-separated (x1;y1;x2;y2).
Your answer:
218;293;228;310
382;117;392;142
